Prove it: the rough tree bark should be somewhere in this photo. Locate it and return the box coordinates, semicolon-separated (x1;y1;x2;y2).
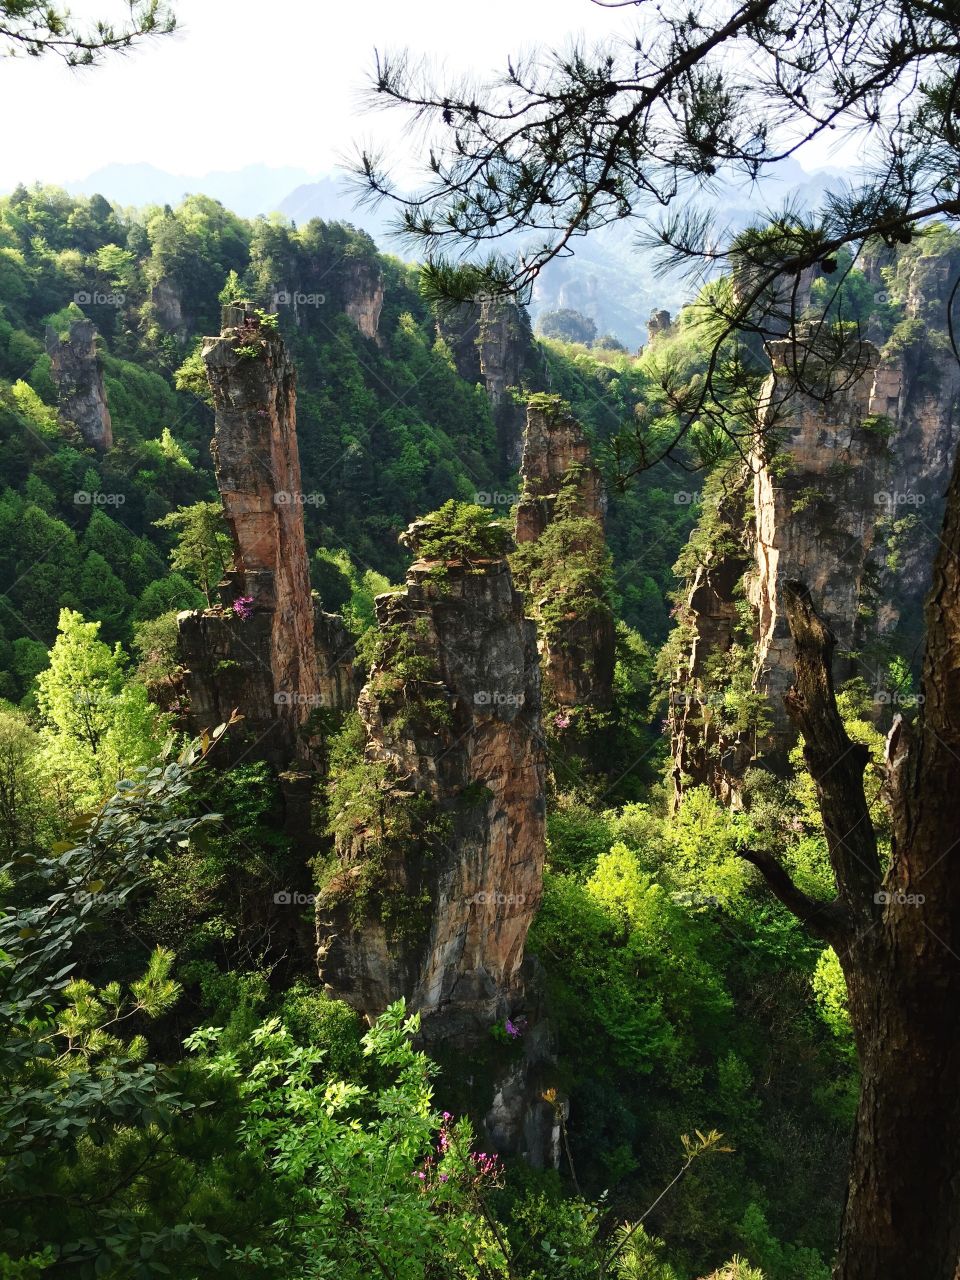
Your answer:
740;444;960;1280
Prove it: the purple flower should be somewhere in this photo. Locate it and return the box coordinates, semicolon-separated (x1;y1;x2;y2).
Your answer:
232;595;255;621
505;1018;522;1039
553;712;572;731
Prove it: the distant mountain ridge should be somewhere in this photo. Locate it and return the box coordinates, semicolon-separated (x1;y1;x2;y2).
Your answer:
10;159;846;347
60;163;318;218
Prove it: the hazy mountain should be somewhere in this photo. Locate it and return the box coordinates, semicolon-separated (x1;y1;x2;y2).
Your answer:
530;161;848;349
47;158;845;348
63;163;316;217
278;175;393;239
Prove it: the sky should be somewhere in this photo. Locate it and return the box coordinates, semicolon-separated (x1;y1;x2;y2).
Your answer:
0;0;863;192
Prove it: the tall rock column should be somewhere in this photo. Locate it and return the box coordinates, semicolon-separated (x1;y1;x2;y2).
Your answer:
513;397;615;711
748;340;888;761
177;305;356;766
45;318;113;451
317;529;545;1035
316;525;554;1158
436;297;544;467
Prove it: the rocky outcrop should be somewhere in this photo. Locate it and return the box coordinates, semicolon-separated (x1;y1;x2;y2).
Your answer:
513;399;615;711
437;297;543;466
176;305;357;767
150;278;187;338
314;605;362;710
45;318;112;451
666;481;754;806
316;528;552;1157
668;235;960;801
341;259;384;339
515;399;606;541
317;536;545;1038
647;308;672;338
272;252;384;339
747;339;888;760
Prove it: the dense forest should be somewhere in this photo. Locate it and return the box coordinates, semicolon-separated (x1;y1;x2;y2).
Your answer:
0;178;928;1280
4;1;960;1278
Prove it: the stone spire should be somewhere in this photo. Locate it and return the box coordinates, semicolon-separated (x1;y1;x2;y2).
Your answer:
45;318;113;451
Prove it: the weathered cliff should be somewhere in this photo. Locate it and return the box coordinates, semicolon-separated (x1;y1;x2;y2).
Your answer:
437;298;543;466
316;527;553;1157
513;398;615;711
317;538;545;1034
177;305;357;767
341;258;384;340
666;478;755;806
271;249;384;339
149;277;188;339
45;318;113;451
748;339;888;760
668;233;960;801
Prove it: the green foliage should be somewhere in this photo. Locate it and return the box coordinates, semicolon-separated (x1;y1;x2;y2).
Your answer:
186;1001;509;1278
0;736;239;1275
537;309;599;345
0;702;57;855
312;545;392;643
405;499;514;562
35;608;167;812
154;500;232;605
0;179;870;1280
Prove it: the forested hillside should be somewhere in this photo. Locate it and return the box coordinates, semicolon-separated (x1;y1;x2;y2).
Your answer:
0;180;877;1280
7;0;960;1276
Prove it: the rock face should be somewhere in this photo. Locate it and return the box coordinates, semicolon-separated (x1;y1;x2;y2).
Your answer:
647;308;672;338
515;400;607;541
45;319;112;451
177;305;357;767
317;542;546;1036
341;259;384;340
150;278;187;338
668;236;960;801
272;252;384;339
437;298;543;466
667;484;754;806
316;533;553;1158
748;340;888;760
514;399;615;710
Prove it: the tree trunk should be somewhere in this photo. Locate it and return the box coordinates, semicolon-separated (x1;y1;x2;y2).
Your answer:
746;430;960;1278
837;943;960;1279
